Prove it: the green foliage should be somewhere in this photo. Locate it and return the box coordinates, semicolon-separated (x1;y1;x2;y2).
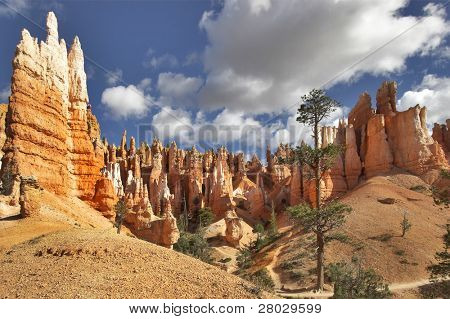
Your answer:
173;231;212;264
440;169;450;179
242;269;275;292
328;259;391;299
291;143;344;173
1;164;15;195
197;207;214;229
287;201;352;235
114;199;127;234
236;248;252;271
297;89;341;128
252;223;281;251
325;232;351;244
400;211;412;237
428;224;450;281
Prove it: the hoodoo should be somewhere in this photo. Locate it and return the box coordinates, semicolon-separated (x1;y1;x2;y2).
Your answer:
0;12;104;199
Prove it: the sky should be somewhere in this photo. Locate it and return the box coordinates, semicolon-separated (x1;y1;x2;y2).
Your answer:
0;0;449;160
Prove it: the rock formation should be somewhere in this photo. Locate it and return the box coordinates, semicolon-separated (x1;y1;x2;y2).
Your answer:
0;12;104;200
224;210;244;248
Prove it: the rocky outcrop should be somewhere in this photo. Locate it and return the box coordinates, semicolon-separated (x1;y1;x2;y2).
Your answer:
432;120;450;153
0;12;104;200
92;177;117;218
224;210;244;248
344;125;362;189
376;81;397;116
364;115;394;177
384;106;447;175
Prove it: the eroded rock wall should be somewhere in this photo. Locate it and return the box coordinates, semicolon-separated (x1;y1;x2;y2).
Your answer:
1;12;104;198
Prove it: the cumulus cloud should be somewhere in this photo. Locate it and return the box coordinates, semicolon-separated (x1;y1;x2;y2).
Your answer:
198;0;449;113
398;74;450;125
0;86;11;103
104;68;123;86
101;84;154;119
157;72;203;106
143;49;179;69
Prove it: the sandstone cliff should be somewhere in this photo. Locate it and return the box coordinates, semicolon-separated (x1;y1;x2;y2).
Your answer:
0;12;104;199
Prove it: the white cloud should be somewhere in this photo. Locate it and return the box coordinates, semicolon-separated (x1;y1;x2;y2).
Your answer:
157;72;203;106
198;0;449;113
143;49;179;69
137;78;152;92
104;68;123;86
0;86;11;103
101;85;154;119
151;106;198;146
0;0;30;17
398;74;450;125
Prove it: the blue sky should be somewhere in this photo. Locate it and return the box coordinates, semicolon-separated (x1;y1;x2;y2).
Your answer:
0;0;449;160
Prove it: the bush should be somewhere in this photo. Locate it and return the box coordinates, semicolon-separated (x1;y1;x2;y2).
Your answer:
173;231;212;264
400;211;412;237
197;207;214;229
236;248;252;271
328;259;391;299
242;269;275;292
1;164;15;195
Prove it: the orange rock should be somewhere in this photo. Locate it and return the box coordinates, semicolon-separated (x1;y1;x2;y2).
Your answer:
344;125;362;189
364;114;393;177
385;106;447;175
224;210;244;248
92;177;117;218
1;12;104;199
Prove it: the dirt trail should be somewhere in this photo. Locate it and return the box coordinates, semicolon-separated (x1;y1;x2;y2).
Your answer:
266;230;293;290
277;279;434;298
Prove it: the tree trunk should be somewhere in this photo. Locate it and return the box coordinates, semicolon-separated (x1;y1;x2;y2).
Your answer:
314;123;321;209
316;231;325;291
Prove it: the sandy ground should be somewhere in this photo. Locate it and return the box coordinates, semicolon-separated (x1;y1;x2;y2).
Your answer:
251;173;449;295
0;190;273;299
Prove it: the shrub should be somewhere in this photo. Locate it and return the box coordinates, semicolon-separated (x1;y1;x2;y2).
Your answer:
400;211;412;237
197;207;214;229
236;248;252;271
242;269;275;292
1;164;15;195
328;259;391;299
173;232;212;264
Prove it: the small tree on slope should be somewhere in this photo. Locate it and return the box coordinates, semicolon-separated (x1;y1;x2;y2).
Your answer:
286;89;349;291
288;201;352;290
